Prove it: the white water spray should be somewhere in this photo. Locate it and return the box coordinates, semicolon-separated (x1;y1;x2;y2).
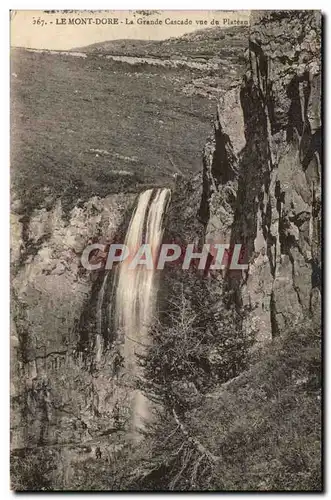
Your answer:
114;188;171;433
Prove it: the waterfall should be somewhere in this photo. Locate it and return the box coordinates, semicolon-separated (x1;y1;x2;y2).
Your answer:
114;187;171;433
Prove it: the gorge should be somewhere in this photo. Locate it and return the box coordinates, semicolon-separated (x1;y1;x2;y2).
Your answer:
11;10;321;491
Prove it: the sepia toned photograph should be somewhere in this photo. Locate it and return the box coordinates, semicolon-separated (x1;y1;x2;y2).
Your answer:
10;9;322;491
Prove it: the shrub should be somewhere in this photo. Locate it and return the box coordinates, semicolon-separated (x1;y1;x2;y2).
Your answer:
11;448;57;491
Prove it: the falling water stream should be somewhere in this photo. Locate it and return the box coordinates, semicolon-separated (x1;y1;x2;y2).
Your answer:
114;187;171;434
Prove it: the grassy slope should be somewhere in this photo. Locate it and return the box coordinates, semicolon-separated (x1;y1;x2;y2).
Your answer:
11;49;215;215
187;321;322;491
11;27;248;216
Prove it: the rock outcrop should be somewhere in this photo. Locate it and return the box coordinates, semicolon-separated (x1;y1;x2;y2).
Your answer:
10;11;322;489
11;193;135;463
200;11;321;343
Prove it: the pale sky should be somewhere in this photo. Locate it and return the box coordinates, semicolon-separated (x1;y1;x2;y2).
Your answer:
10;10;250;51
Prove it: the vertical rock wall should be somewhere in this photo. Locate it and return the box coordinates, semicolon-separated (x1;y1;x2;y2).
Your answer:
11;194;135;458
200;11;321;343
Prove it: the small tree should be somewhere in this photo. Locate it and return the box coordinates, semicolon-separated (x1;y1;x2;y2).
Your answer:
141;268;254;412
132;268;254;490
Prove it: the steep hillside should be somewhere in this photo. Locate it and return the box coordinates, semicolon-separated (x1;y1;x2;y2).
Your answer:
10;12;322;492
121;320;321;491
10;25;249;484
120;10;322;492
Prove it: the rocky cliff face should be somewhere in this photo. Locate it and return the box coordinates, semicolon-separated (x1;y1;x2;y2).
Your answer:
200;11;321;344
10;11;322;489
11;193;135;466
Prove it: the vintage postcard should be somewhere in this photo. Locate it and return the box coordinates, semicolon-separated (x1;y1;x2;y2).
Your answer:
10;10;322;491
